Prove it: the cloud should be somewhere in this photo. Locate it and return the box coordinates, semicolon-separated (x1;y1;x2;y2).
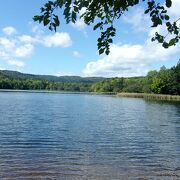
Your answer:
2;26;17;36
15;44;34;58
83;38;180;77
73;50;81;58
31;25;44;34
123;0;180;32
0;33;34;68
8;60;25;67
169;0;180;19
18;35;38;44
83;1;180;77
71;8;87;31
0;37;34;59
0;25;73;68
0;37;15;49
71;19;86;31
122;8;151;32
18;32;72;48
42;32;72;48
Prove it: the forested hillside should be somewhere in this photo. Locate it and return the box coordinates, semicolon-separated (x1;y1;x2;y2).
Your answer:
91;62;180;95
0;71;105;92
0;70;105;83
0;62;179;95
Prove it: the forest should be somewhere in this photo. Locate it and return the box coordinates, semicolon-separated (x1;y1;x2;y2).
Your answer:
0;61;179;95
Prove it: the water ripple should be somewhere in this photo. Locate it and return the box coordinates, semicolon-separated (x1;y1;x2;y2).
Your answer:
0;92;180;179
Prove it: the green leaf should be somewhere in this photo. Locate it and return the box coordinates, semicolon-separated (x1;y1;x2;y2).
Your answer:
43;16;50;26
105;49;110;55
53;15;60;26
74;6;78;12
162;42;169;48
166;22;171;27
164;15;169;20
99;48;105;54
144;9;149;14
71;11;77;23
166;0;172;8
169;38;176;46
93;22;103;30
108;39;113;43
33;15;40;21
34;0;179;53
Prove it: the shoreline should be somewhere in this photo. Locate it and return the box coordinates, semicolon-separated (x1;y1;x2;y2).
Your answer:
117;92;180;102
0;89;180;102
0;89;90;94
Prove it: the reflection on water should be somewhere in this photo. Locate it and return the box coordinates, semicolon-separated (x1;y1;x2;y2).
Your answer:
0;92;180;179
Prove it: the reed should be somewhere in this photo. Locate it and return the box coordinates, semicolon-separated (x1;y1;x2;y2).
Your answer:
91;92;116;95
117;93;180;102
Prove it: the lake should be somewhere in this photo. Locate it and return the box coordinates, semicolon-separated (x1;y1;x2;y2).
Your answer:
0;92;179;179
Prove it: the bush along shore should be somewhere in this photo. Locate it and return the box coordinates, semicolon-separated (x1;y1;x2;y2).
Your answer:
117;93;180;102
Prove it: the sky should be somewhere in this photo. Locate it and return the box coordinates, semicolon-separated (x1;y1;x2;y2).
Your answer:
0;0;179;77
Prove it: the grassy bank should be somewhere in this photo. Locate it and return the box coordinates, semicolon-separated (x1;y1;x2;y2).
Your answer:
117;93;180;102
91;92;117;95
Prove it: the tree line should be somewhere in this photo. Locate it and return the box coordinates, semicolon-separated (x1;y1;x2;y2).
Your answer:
0;77;90;92
0;62;179;95
91;61;180;95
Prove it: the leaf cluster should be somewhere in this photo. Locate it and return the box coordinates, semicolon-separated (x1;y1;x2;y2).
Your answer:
33;0;180;54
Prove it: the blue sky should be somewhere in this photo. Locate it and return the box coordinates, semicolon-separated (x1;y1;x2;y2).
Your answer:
0;0;179;77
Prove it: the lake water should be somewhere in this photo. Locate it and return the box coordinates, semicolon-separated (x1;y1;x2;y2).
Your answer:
0;92;179;179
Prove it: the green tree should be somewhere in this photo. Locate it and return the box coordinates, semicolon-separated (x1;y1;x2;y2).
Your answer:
170;61;180;95
33;0;179;55
150;66;175;94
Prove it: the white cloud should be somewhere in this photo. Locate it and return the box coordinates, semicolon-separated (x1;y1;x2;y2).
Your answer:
0;25;73;68
18;35;38;44
0;34;34;68
31;25;44;34
0;37;34;61
15;44;34;58
71;8;87;31
169;0;180;19
83;39;180;77
122;8;151;32
83;1;180;77
73;50;81;58
18;32;72;48
42;32;72;48
123;0;180;32
0;37;15;49
0;51;9;60
2;26;17;36
79;7;86;16
8;60;25;67
71;19;86;31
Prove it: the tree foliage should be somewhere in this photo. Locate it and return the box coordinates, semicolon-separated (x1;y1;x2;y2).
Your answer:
33;0;179;55
90;62;180;95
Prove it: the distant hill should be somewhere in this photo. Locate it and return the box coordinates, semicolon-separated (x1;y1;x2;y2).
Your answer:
0;70;106;83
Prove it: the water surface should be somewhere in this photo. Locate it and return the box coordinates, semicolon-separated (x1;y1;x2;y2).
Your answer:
0;92;180;179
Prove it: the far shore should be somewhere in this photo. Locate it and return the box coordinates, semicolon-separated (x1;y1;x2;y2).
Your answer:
117;92;180;102
0;89;90;94
0;89;180;102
